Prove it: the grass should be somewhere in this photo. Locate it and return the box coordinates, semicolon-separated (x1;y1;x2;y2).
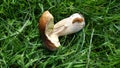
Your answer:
0;0;120;68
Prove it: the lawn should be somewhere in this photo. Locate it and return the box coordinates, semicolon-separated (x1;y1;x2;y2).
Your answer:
0;0;120;68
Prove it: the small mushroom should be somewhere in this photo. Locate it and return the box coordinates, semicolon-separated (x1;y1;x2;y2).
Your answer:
39;11;85;51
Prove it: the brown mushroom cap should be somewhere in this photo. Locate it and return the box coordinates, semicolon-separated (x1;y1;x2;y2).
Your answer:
39;11;59;51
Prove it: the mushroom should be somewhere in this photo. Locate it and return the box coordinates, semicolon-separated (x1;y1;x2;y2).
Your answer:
39;11;85;51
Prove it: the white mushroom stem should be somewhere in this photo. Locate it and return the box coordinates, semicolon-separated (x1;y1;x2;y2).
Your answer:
53;13;85;36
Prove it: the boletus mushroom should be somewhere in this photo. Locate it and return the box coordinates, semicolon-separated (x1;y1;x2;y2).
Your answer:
39;11;85;51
